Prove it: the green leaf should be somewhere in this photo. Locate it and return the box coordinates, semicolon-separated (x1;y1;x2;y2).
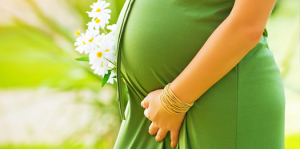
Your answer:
101;70;112;87
75;57;89;62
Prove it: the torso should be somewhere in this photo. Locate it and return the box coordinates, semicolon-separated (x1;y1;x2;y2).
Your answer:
120;0;235;97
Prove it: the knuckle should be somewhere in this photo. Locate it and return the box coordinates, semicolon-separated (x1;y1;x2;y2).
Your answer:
165;125;172;130
155;123;161;127
170;127;177;132
171;126;179;131
172;137;178;142
161;124;167;129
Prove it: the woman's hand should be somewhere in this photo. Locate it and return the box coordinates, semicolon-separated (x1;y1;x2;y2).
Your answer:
141;88;186;148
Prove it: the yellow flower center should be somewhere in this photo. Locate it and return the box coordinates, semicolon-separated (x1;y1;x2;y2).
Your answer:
101;61;104;67
83;41;86;45
96;8;101;12
105;49;109;52
88;37;93;42
75;30;80;36
109;67;111;70
95;19;100;23
97;52;103;58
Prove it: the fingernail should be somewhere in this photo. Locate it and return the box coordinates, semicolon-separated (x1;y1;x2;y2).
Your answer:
171;142;175;148
141;101;144;107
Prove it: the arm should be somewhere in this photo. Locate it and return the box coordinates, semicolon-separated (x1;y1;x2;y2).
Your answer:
141;0;277;148
170;0;277;104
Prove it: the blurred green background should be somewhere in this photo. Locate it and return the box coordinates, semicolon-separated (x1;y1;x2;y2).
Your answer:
0;0;299;149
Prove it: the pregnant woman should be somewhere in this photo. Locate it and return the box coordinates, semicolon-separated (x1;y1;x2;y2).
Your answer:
113;0;285;148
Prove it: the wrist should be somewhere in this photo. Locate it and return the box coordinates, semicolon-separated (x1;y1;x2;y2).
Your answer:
160;83;194;115
169;82;195;105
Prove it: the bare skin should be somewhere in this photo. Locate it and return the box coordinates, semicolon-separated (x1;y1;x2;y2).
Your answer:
141;0;277;148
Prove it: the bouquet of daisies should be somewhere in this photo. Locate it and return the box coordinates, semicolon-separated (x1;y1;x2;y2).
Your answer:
74;0;118;87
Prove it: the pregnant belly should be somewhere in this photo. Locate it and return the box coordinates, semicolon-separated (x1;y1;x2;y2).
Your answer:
119;0;234;97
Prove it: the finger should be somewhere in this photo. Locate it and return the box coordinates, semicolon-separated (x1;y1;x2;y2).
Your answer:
144;108;152;120
155;128;168;142
149;122;159;136
170;129;179;148
141;100;146;108
141;94;150;108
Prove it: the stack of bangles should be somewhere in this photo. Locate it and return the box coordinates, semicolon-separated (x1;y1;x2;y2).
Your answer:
160;83;194;115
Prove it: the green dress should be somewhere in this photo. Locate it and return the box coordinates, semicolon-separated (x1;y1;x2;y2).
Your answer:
113;0;285;148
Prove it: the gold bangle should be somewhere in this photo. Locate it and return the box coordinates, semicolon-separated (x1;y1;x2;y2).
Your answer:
160;83;194;115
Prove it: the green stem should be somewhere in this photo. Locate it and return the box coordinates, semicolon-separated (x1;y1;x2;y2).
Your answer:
102;28;108;35
103;57;116;67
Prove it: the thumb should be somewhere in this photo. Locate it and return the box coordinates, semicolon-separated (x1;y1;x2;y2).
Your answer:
141;94;150;108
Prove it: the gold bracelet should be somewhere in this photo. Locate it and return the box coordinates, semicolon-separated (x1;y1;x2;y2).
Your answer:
160;83;194;115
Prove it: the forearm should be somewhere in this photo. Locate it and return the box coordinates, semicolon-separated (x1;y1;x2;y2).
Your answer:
169;16;264;104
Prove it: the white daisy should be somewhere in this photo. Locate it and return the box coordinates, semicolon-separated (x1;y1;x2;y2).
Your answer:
74;29;101;54
89;46;113;76
87;0;111;20
99;33;114;49
74;32;86;54
97;33;115;61
85;29;102;53
98;32;106;44
87;13;110;30
91;64;109;77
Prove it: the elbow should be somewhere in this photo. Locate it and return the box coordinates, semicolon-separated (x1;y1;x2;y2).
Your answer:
246;26;264;45
227;16;265;46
